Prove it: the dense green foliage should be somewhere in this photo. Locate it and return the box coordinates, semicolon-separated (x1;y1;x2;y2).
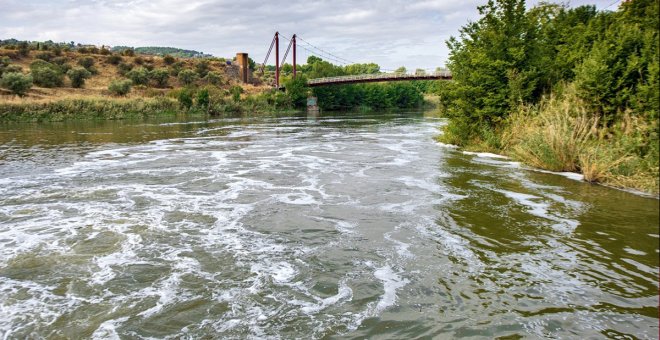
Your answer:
440;0;658;147
439;0;658;192
66;67;92;88
108;79;132;96
1;72;33;96
150;68;170;88
178;69;198;85
126;67;150;85
273;57;427;110
30;60;64;87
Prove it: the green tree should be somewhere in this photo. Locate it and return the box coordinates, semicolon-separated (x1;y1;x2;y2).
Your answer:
66;67;92;88
0;72;33;96
30;60;64;87
126;66;150;85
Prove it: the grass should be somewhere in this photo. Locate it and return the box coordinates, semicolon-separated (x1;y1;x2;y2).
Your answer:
445;83;660;195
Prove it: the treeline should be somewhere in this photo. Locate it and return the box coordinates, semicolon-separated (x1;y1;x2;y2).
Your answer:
110;46;212;58
437;0;658;193
280;56;428;111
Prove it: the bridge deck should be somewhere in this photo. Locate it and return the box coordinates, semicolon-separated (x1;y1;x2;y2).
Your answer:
307;71;452;87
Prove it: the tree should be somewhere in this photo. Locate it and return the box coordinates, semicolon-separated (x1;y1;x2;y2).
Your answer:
67;67;92;88
395;66;407;74
0;72;32;96
126;66;149;85
30;60;64;87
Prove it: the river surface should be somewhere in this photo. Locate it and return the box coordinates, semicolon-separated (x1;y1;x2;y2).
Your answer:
0;111;658;339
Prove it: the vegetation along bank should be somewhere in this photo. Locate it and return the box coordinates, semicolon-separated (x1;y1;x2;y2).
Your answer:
435;0;658;195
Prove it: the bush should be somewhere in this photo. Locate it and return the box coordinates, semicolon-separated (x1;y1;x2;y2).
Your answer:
35;52;53;62
122;48;135;57
106;54;122;65
163;55;175;65
117;62;133;76
230;85;243;102
205;71;223;85
177;88;193;109
108;79;132;96
195;59;210;77
30;60;64;87
67;67;92;88
77;56;95;70
169;61;184;76
51;56;68;66
4;65;22;74
126;66;149;85
99;47;111;55
178;69;198;85
150;68;169;88
134;56;144;65
196;88;209;108
1;72;33;96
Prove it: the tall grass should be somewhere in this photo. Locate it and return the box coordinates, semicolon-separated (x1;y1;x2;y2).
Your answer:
501;84;659;194
0;96;179;122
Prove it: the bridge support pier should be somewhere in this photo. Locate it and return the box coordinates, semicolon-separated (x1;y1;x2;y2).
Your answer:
236;53;250;83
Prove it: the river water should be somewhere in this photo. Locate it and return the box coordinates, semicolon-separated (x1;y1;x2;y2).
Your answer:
0;111;658;339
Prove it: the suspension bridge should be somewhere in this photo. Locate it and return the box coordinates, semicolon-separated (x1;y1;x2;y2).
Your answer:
256;32;452;88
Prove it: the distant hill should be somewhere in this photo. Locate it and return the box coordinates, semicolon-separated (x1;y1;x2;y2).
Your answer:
110;46;212;58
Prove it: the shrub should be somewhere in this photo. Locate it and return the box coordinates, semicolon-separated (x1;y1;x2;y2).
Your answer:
205;71;223;85
52;45;62;56
122;48;135;57
134;56;144;65
126;67;149;85
196;88;209;108
4;65;22;74
77;56;95;70
30;60;64;87
51;56;68;66
178;69;198;85
117;62;133;76
195;59;210;77
0;72;33;96
18;42;29;57
143;62;155;71
78;47;90;54
150;68;169;88
163;55;175;65
169;61;184;76
35;52;53;62
108;79;132;96
67;67;92;88
230;85;243;102
106;54;122;65
178;89;193;109
99;47;111;55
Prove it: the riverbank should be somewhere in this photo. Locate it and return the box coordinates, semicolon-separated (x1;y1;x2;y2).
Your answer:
437;85;659;196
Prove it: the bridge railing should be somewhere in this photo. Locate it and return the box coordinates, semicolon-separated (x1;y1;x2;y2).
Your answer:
307;70;452;85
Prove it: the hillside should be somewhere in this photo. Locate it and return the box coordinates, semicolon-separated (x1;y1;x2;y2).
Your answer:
0;47;264;102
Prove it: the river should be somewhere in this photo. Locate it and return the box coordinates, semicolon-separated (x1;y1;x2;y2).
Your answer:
0;111;658;339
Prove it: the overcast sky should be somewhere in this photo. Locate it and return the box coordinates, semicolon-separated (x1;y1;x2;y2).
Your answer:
1;0;620;71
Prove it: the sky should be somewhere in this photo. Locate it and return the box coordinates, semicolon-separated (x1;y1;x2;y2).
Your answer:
1;0;621;71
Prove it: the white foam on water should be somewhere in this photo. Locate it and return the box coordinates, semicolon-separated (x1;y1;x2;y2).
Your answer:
494;189;580;233
299;280;354;314
91;317;128;340
462;151;508;159
373;266;409;313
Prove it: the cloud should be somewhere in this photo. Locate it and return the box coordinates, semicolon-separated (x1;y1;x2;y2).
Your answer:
0;0;616;70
